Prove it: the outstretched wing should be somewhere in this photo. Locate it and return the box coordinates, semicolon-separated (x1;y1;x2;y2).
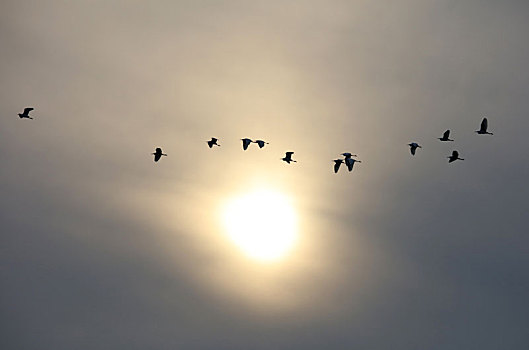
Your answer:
286;152;294;157
23;107;34;115
452;150;459;158
154;153;161;162
480;118;488;132
334;161;341;173
345;158;355;171
410;146;416;155
443;130;450;139
242;139;251;150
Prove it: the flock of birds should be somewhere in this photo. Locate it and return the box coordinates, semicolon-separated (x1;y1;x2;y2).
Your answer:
18;107;494;172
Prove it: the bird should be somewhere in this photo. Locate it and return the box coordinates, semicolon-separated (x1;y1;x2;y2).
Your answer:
447;150;464;163
18;107;34;119
345;157;361;171
254;140;269;148
152;147;167;162
341;152;358;159
282;152;296;164
207;137;220;148
438;130;454;141
408;142;422;155
241;138;253;150
333;159;344;173
476;117;493;135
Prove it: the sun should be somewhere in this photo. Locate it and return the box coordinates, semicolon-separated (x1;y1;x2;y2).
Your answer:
222;189;298;262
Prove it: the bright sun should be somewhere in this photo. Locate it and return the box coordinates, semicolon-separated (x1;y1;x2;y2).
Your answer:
222;189;298;262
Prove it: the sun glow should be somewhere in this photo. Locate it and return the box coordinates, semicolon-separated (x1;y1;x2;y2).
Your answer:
222;189;298;262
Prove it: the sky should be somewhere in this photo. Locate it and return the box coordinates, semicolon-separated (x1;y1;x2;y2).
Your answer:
1;0;529;349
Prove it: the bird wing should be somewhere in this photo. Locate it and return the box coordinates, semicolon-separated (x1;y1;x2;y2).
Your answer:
242;139;251;150
23;107;34;114
256;140;265;148
211;138;217;143
443;130;450;139
481;118;488;131
286;152;294;157
156;148;162;153
154;153;161;162
207;141;213;148
345;158;355;171
334;161;342;173
452;150;459;158
410;146;416;155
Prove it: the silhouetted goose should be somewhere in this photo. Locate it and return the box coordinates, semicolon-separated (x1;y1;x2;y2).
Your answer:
241;138;253;150
476;118;493;135
333;159;344;173
282;152;296;164
345;157;361;171
438;130;454;141
18;107;34;119
152;147;167;162
448;150;464;163
408;142;422;155
254;140;269;148
207;137;220;148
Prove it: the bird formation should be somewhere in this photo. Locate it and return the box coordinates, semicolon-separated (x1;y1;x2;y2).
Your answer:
17;108;493;171
409;117;493;163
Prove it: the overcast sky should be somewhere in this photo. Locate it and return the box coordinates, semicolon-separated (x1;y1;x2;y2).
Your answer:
1;1;529;349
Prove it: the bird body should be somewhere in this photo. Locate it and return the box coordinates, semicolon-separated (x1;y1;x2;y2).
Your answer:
448;150;464;163
439;130;454;141
333;159;344;173
18;107;34;119
341;152;358;159
254;140;269;148
207;137;220;148
282;152;296;164
241;138;253;150
408;142;422;155
152;147;167;162
476;118;493;135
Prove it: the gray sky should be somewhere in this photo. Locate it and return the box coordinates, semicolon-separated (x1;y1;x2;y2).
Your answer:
1;1;529;349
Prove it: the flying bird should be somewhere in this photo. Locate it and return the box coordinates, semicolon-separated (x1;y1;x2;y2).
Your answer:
207;137;220;148
333;159;344;173
282;152;296;164
448;150;464;163
152;147;167;162
345;157;361;171
408;142;422;155
241;138;253;150
254;140;269;148
476;117;493;135
18;107;34;119
438;130;454;141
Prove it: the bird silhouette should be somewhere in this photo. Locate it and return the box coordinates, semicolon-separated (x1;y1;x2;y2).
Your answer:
448;150;464;163
282;152;296;164
333;159;344;173
408;142;422;155
207;137;220;148
241;138;253;150
254;140;269;148
476;118;493;135
18;107;34;119
438;130;454;141
152;147;167;162
345;157;361;171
